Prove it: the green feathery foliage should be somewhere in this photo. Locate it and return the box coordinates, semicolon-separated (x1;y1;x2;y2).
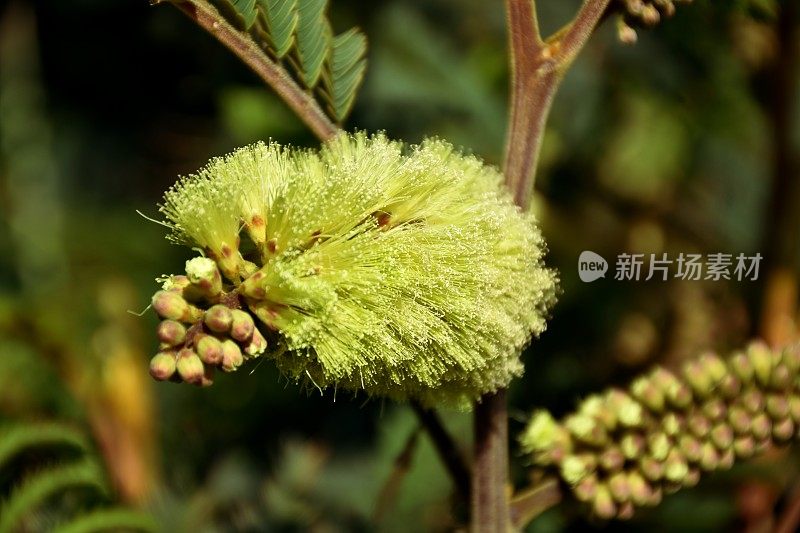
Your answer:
0;424;88;473
0;422;156;533
53;508;158;533
149;132;558;408
520;341;800;520
204;0;367;123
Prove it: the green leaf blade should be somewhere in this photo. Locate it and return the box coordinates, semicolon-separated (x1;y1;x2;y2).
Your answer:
323;29;367;122
257;0;298;58
229;0;258;29
295;0;330;87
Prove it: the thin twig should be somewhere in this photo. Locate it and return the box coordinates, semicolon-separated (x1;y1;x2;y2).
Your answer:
410;401;471;502
509;477;564;529
159;0;339;141
373;428;420;524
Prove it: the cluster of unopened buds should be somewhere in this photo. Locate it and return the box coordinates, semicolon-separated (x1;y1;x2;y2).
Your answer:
614;0;693;44
148;257;268;386
521;341;800;520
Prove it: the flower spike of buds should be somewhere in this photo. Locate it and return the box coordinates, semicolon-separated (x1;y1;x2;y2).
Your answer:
144;132;558;407
520;341;800;520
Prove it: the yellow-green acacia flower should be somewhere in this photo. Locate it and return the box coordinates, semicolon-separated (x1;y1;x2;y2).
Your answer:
151;132;558;408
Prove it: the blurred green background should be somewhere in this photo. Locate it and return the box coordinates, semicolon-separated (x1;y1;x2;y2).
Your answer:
0;0;798;530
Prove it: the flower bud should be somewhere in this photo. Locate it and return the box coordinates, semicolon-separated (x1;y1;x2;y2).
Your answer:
617;19;638;45
659;0;677;18
700;352;727;384
627;471;651;506
687;412;710;438
710;424;733;451
631;376;664;412
566;414;608;447
607;389;644;427
149;351;177;381
243;326;268;356
750;413;771;440
766;394;790;420
200;365;215;387
221;339;244;372
196;334;224;365
204;304;233;333
699;442;719;471
683;467;700;488
770;364;792;390
718;374;741;400
608;471;631;503
730;351;754;383
177;348;205;385
240;269;268;300
152;290;202;322
648;432;671;461
678;434;702;463
156;320;187;346
230;309;256;342
625;0;645;16
641;4;660;25
665;381;693;409
574;473;598;502
782;344;800;373
599;447;625;472
662;412;684;437
741;388;765;413
639;456;664;482
185;256;222;299
718;448;734;470
663;450;688;483
748;341;773;386
733;435;756;459
617;501;635;520
593;485;616;520
561;454;595;485
702;399;726;422
621;433;645;460
161;274;190;292
789;396;800;423
772;418;794;442
728;406;751;435
683;359;712;398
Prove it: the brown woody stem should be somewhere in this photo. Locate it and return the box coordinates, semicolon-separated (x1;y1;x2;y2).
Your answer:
472;0;611;530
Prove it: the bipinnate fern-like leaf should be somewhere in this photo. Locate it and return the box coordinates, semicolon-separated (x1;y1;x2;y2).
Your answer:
0;422;155;533
53;508;158;533
0;424;88;473
322;29;367;122
258;0;298;58
294;0;330;88
229;0;258;28
180;0;367;124
0;460;108;533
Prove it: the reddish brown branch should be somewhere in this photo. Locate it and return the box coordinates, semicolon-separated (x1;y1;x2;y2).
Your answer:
162;0;338;142
471;389;510;532
503;0;611;209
